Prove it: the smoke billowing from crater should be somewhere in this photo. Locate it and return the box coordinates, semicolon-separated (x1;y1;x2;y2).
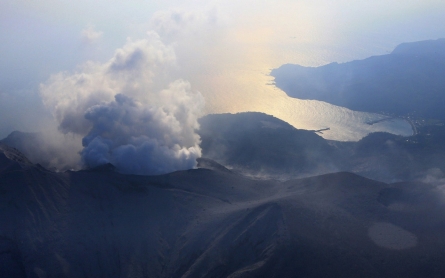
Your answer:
40;31;204;175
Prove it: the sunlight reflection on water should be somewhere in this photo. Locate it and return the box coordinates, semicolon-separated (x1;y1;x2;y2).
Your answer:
179;27;413;141
195;64;413;141
186;29;414;141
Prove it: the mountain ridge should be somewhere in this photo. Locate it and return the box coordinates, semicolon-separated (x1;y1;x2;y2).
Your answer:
2;145;445;277
271;38;445;120
4;112;445;183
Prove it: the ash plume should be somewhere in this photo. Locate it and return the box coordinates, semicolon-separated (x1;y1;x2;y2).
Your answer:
40;31;204;174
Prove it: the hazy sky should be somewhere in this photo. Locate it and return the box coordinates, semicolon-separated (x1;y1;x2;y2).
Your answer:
1;0;445;139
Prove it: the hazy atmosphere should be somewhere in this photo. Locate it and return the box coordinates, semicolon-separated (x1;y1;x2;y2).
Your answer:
2;1;445;172
3;1;445;277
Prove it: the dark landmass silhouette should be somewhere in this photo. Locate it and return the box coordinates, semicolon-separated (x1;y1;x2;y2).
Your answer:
0;130;79;171
2;143;445;277
271;38;445;120
198;112;445;182
4;112;445;182
198;112;338;179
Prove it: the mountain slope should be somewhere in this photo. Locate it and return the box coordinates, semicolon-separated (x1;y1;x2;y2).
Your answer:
5;111;445;183
1;147;445;277
271;38;445;119
0;131;81;171
198;112;338;178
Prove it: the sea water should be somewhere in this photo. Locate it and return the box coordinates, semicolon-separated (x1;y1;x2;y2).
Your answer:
190;39;414;141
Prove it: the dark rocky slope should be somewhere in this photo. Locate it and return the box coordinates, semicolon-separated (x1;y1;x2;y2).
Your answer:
1;144;445;277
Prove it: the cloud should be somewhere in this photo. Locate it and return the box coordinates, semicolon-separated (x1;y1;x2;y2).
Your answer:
81;81;203;175
41;32;177;135
81;26;103;45
422;168;445;185
0;128;83;171
40;31;204;175
149;9;220;43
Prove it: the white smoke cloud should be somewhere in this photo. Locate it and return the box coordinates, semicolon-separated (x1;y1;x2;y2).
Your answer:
149;9;220;44
40;31;204;175
81;26;103;45
41;32;177;135
422;168;445;185
81;81;202;175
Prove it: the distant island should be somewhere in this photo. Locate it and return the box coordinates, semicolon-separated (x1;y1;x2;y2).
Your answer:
271;38;445;120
